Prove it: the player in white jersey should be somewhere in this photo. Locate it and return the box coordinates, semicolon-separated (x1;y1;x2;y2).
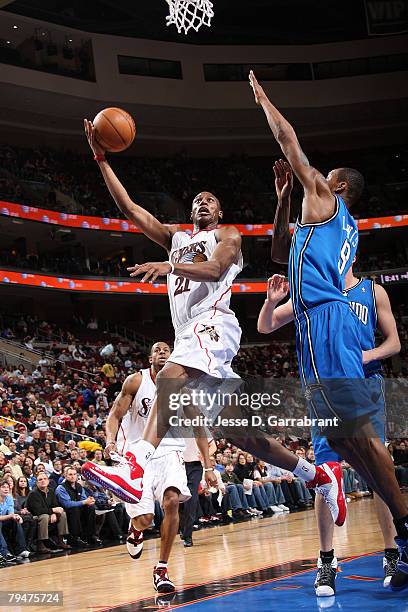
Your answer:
82;119;348;530
84;342;190;594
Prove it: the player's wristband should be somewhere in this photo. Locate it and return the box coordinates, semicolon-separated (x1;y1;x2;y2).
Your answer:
94;154;106;162
204;468;214;472
166;261;175;274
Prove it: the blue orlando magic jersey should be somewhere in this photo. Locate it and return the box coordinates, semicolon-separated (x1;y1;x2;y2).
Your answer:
345;278;381;375
289;195;358;319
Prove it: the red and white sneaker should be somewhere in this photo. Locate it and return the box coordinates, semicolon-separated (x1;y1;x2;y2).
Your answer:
306;462;346;527
81;452;144;504
126;521;144;560
153;565;175;593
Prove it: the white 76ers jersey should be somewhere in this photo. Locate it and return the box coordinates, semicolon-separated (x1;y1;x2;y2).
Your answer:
116;368;185;459
168;229;243;332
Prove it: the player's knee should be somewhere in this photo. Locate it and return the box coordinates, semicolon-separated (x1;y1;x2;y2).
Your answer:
162;489;180;515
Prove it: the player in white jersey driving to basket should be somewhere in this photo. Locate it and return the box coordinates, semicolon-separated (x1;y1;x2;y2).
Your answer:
84;342;191;593
82;119;347;529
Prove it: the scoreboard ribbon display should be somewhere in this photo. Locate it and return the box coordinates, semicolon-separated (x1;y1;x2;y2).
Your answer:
1;201;407;236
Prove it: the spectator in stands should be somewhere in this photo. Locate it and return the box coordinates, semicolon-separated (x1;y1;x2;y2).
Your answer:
221;461;253;517
254;460;289;512
8;454;23;481
233;454;268;515
15;432;29;453
49;460;63;488
392;442;408;487
267;464;312;509
34;449;53;476
22;458;36;489
0;479;29;562
56;467;100;547
92;449;106;465
31;430;42;453
26;472;70;553
12;476;36;552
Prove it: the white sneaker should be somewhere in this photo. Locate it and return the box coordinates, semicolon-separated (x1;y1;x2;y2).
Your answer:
270;505;284;513
17;550;30;559
81;452;144;504
126;521;144;560
278;504;290;512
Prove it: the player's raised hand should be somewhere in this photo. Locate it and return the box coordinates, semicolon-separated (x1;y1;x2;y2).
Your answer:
84;118;105;156
249;70;267;105
266;274;289;303
127;261;172;283
274;159;293;202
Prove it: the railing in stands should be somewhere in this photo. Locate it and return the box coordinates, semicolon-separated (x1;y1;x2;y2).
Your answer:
50;426;97;444
103;321;152;352
0;416;27;434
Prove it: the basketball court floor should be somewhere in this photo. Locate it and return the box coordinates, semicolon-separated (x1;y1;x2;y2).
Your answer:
2;495;407;612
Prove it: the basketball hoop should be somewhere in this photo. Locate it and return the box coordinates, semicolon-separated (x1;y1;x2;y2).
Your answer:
166;0;214;34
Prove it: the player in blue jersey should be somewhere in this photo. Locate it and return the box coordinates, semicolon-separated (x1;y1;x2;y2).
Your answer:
250;71;408;592
258;264;401;594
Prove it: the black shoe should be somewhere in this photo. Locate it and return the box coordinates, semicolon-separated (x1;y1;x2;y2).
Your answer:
315;557;337;596
155;592;176;607
36;542;53;554
183;538;193;547
383;553;399;588
70;537;89;548
88;536;103;547
390;537;408;591
0;554;16;566
45;540;63;552
0;555;16;567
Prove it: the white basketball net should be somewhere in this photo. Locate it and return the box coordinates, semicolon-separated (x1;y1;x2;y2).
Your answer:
166;0;214;34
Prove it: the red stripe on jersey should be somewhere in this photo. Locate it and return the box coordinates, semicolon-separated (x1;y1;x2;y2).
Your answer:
193;322;213;373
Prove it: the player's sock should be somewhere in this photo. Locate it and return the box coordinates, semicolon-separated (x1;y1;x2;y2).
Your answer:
293;457;316;482
320;549;335;563
157;561;168;568
385;547;399;558
394;515;408;540
138;439;156;467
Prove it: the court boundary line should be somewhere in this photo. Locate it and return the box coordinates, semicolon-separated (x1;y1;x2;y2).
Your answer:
93;550;381;611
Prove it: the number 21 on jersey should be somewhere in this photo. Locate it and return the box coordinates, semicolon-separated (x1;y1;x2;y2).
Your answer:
174;277;191;296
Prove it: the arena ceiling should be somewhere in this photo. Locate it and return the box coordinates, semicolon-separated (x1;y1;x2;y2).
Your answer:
3;0;370;44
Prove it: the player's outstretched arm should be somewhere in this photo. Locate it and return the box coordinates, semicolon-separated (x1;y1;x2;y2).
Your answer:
249;72;335;223
105;373;142;457
84;119;175;251
127;225;241;283
249;72;315;188
271;159;293;264
257;275;293;334
363;284;401;365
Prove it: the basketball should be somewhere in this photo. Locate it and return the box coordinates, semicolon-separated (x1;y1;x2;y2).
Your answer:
93;107;136;152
